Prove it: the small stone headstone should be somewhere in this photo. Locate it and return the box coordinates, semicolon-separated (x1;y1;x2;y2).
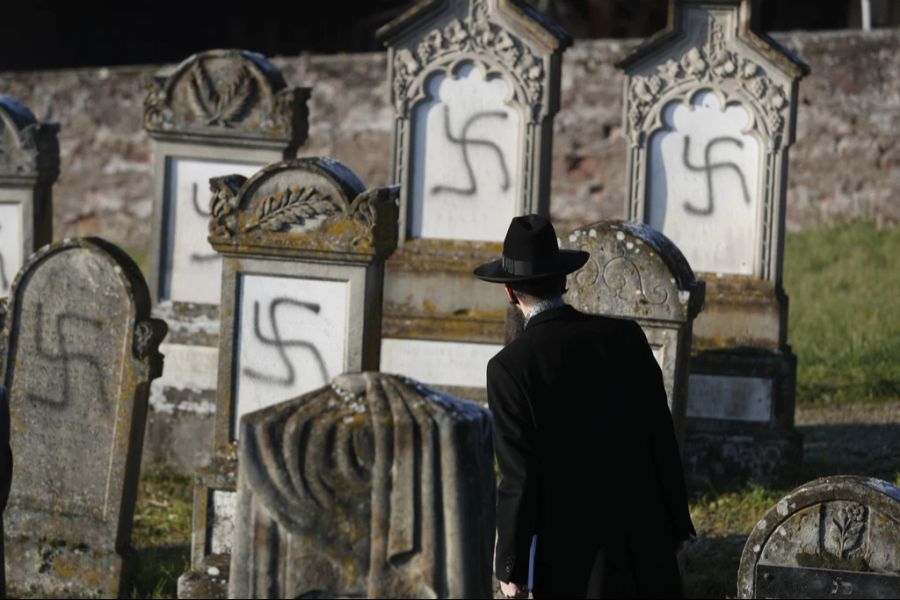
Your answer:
376;0;570;398
229;372;496;599
142;49;311;474
562;221;704;440
1;238;166;598
177;158;399;598
0;96;59;297
738;476;900;599
617;0;809;485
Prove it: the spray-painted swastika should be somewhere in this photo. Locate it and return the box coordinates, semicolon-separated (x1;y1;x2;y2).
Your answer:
29;302;106;409
431;105;510;197
681;135;751;216
189;182;217;263
242;297;329;388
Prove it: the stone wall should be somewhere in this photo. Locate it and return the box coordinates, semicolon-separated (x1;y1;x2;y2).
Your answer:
0;30;896;261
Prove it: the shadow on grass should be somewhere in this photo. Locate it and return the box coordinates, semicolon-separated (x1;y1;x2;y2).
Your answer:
129;544;190;599
798;422;900;483
682;534;746;599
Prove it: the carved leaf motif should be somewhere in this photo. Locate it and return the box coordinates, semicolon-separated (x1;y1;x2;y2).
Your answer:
829;504;867;559
187;61;256;127
214;66;256;125
246;186;339;233
188;61;217;121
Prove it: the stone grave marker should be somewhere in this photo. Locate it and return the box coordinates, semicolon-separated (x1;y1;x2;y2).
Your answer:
738;475;900;599
1;238;167;598
177;157;399;598
616;0;809;485
142;49;310;474
0;96;59;298
229;372;496;599
376;0;570;401
562;221;704;441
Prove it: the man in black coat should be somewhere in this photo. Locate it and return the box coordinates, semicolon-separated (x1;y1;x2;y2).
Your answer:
475;215;695;599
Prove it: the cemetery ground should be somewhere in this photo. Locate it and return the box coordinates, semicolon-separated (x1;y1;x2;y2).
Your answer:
121;221;898;599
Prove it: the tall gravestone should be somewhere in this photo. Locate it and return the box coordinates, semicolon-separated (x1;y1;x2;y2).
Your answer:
1;238;167;597
738;476;900;599
562;221;704;441
177;158;399;598
143;49;310;473
0;96;59;298
616;0;809;484
229;372;496;599
376;0;570;401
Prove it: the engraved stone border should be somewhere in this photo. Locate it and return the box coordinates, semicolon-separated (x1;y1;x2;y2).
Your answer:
378;0;571;242
737;475;900;599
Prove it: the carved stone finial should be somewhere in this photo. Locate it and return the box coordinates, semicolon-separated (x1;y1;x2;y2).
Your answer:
0;96;60;182
143;49;310;148
208;158;399;259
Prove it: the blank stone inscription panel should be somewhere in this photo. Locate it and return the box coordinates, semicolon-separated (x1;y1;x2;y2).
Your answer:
647;91;761;275
410;62;520;242
164;158;261;304
233;274;349;436
0;202;23;295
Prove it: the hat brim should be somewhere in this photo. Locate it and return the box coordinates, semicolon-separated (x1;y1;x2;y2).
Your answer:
473;250;590;283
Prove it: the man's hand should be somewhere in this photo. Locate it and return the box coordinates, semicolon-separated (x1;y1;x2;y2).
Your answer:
500;581;528;598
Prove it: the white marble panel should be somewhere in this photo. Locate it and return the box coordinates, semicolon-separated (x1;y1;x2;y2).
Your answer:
154;343;218;390
647;91;761;275
164;158;261;304
410;62;520;242
0;202;23;296
686;374;773;422
380;338;503;388
210;490;236;555
234;274;348;434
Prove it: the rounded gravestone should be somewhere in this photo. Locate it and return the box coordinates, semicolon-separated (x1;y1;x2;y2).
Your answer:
737;475;900;599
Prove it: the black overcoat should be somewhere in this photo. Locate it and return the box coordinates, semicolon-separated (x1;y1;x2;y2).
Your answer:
488;305;695;599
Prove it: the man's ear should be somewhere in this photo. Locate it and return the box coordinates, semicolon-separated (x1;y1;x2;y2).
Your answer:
505;284;518;305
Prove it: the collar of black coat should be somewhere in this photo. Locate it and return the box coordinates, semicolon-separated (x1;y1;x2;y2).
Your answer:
523;303;577;330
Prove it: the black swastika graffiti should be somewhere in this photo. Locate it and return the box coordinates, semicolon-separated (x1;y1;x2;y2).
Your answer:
681;135;752;216
29;302;106;409
190;182;218;263
242;297;329;388
431;105;510;197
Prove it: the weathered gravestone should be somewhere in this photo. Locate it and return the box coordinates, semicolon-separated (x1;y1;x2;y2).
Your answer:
177;158;399;598
229;372;496;599
0;96;59;298
616;0;809;485
562;221;705;441
376;0;570;401
737;476;900;599
143;49;310;474
1;238;167;597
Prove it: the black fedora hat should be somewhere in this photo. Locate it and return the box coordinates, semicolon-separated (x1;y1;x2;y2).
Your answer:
474;215;589;283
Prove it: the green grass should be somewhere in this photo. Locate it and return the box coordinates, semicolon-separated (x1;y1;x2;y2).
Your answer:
784;222;900;407
129;470;193;599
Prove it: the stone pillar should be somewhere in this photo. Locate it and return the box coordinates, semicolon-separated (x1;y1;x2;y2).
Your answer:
737;476;900;598
1;239;166;597
142;50;310;474
616;0;809;485
229;372;496;599
177;157;399;598
562;221;704;442
376;0;571;403
0;96;59;297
